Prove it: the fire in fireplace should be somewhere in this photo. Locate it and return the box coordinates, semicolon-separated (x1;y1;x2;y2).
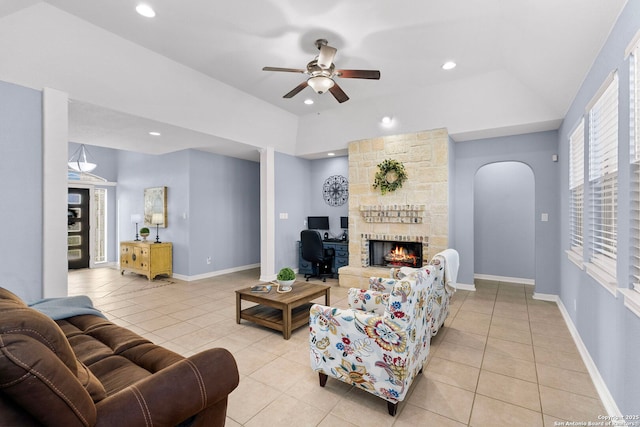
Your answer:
369;240;423;268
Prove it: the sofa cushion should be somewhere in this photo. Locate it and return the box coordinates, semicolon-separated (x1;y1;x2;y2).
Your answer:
0;288;104;413
0;291;78;375
89;355;155;396
0;287;27;305
75;359;107;402
0;331;97;426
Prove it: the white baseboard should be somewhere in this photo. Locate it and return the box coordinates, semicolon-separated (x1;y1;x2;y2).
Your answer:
92;262;118;269
454;282;476;291
474;273;535;286
532;292;557;302
174;263;260;282
555;298;622;417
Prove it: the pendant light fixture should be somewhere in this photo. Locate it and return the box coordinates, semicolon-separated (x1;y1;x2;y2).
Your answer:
68;144;97;173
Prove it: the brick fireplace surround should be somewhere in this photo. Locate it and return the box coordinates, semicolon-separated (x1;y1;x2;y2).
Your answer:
338;128;449;288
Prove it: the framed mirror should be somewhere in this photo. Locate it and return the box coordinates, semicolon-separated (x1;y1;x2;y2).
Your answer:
144;186;167;228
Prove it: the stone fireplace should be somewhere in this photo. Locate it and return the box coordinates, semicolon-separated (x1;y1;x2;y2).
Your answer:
338;129;449;288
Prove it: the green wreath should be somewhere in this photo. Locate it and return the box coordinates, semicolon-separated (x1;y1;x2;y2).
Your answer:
373;159;408;195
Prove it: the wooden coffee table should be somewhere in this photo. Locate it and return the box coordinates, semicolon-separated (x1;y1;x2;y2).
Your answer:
236;281;330;339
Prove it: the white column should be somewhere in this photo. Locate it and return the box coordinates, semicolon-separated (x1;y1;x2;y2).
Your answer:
259;147;276;281
42;88;68;297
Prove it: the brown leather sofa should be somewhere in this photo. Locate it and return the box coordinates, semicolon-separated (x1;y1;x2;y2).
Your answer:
0;287;239;427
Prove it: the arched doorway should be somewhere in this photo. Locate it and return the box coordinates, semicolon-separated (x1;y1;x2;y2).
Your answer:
474;161;535;283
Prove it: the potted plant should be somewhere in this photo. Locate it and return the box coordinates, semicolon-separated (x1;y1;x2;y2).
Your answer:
139;227;150;241
277;267;296;290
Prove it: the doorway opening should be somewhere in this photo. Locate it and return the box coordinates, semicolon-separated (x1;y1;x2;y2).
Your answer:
473;161;535;282
67;186;108;269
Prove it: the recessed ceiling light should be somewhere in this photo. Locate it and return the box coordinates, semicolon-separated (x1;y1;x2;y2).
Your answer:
304;99;314;105
381;116;393;126
442;61;457;70
149;131;161;136
328;152;335;156
136;4;156;18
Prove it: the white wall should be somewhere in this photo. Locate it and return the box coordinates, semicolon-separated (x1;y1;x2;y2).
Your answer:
0;3;298;155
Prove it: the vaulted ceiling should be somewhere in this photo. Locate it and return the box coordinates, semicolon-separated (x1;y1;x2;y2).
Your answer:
0;0;628;160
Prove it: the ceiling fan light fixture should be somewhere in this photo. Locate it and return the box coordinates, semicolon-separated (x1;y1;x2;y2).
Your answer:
263;39;379;103
307;76;335;94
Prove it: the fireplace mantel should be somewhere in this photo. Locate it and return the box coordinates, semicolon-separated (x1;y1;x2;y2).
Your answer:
359;204;425;223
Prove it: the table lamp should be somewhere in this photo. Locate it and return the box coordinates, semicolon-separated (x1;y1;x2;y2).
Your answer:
151;213;164;243
130;214;142;241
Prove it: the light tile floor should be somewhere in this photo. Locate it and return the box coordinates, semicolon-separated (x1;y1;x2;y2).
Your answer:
68;268;607;426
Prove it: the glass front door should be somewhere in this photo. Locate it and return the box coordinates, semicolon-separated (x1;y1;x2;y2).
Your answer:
68;188;90;269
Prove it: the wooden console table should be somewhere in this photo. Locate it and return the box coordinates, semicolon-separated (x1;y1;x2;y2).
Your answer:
236;282;330;339
120;241;172;280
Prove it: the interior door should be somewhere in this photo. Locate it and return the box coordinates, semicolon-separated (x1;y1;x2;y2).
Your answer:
68;188;90;269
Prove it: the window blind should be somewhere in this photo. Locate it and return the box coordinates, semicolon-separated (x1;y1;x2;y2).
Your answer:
569;119;584;255
631;49;640;292
588;72;618;274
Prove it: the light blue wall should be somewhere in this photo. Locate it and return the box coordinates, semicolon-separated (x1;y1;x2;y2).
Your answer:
274;152;311;272
188;150;260;275
273;154;349;272
116;149;190;274
474;162;535;279
558;0;640;415
453;130;560;293
448;136;456;246
116;148;260;277
309;157;349;238
0;81;42;300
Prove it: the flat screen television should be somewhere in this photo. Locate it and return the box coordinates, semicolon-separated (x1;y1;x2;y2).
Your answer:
340;216;348;229
307;216;329;230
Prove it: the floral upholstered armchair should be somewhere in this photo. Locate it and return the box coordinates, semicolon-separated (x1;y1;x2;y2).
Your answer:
309;266;437;415
391;249;457;337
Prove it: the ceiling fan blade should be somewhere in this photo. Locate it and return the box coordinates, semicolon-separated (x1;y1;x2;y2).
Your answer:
262;66;306;73
329;83;349;103
317;44;337;69
336;69;381;79
283;81;309;98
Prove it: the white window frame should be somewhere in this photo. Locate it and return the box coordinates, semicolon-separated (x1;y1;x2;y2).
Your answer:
93;188;107;264
585;71;619;295
567;118;585;268
622;36;640;318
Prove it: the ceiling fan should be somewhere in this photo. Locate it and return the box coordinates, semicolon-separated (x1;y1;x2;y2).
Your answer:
262;39;381;103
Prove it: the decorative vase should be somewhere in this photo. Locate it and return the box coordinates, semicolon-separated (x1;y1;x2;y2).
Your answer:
140;232;149;241
278;279;295;290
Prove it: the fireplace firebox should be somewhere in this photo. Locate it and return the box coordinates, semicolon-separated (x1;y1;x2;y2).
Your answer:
369;240;423;268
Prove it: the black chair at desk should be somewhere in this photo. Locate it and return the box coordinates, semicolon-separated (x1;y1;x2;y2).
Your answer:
300;229;335;282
